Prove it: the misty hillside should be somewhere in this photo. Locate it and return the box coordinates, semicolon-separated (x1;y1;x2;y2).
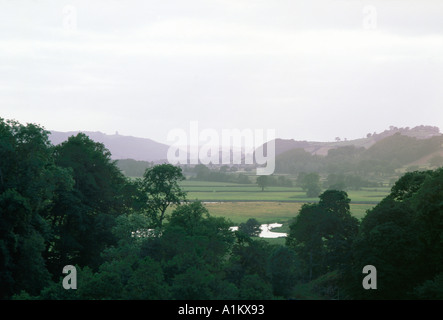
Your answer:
49;131;170;162
272;126;443;175
256;125;442;159
49;125;442;175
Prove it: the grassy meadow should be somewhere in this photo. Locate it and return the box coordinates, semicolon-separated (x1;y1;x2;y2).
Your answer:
173;180;387;241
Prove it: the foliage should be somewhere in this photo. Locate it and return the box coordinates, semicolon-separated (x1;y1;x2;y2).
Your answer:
140;164;187;228
297;172;322;197
48;133;133;272
256;176;269;192
190;164;252;184
343;168;443;299
238;218;261;237
286;190;359;280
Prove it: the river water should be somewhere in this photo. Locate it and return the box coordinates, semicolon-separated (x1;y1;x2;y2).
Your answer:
134;223;287;239
230;223;287;238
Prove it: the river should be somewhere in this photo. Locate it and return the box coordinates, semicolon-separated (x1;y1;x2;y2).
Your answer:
230;223;287;238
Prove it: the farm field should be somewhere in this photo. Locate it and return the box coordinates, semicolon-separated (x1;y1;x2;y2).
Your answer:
200;201;374;224
174;180;385;242
180;180;390;204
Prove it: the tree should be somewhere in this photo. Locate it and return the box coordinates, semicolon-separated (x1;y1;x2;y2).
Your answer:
238;218;261;237
277;175;293;187
0;119;58;298
286;204;327;280
194;164;210;180
389;170;433;201
171;266;215;300
237;174;251;184
167;201;235;270
238;274;273;300
141;164;187;229
411;168;443;281
299;172;322;197
124;257;170;299
267;246;302;298
256;175;269;192
286;190;358;280
48;133;131;272
228;239;272;285
318;189;350;217
343;169;443;299
326;173;346;191
414;273;443;299
344;198;422;299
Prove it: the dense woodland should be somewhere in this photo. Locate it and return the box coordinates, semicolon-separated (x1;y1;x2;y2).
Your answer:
1;118;442;300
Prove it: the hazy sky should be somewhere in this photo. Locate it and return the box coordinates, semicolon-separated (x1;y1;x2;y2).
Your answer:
1;0;443;145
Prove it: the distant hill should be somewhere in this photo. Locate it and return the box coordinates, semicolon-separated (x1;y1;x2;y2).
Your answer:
256;125;443;174
49;125;442;174
257;125;442;158
49;131;170;162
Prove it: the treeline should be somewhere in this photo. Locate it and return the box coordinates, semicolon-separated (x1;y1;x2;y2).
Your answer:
15;201;302;300
0;119;140;299
191;164;294;187
286;170;443;299
116;159;154;177
0;119;298;300
275;133;443;175
189;164;252;184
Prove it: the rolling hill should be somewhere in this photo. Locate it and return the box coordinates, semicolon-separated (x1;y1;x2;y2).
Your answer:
257;125;443;174
49;125;443;175
49;131;170;162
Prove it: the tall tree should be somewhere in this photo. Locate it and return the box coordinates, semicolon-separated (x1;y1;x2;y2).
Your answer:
238;218;261;237
256;175;269;192
299;172;322;197
344;169;443;299
140;164;187;229
48;133;130;272
286;190;358;280
0;119;58;298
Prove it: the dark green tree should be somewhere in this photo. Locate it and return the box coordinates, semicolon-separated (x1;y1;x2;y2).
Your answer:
287;190;358;280
0;119;60;298
238;218;261;237
256;175;269;192
227;239;272;285
141;164;187;228
267;246;302;298
238;274;274;300
344;169;443;299
299;172;322;197
286;204;327;280
48;133;131;272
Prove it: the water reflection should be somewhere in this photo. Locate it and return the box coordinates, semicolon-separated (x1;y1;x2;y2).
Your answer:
230;223;287;238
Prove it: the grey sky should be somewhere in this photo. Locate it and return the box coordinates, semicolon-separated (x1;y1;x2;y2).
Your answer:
1;0;443;145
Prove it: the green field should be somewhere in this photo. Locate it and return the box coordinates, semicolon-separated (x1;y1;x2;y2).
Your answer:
174;180;383;240
202;201;304;224
180;180;389;204
200;201;373;223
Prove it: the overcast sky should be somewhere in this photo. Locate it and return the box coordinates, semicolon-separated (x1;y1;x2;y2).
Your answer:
1;0;443;145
